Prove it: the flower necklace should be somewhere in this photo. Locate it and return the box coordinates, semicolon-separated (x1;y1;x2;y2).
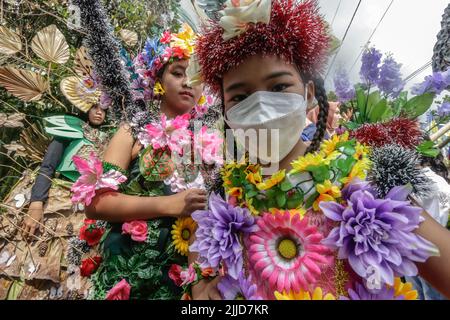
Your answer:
222;132;371;215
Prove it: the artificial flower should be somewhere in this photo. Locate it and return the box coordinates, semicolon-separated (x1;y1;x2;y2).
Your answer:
256;169;286;191
168;264;183;287
218;272;262;300
80;256;102;277
313;180;342;211
275;287;336;300
153;81;165;96
138;113;192;155
246;171;263;185
392;277;418;300
160;31;172;44
290;152;337;174
340;158;371;185
360;47;382;85
340;283;402;300
122;221;148;242
190;193;256;279
71;152;127;206
247;211;331;298
193;126;224;165
105;279;131;300
172;217;197;256
321;183;439;288
219;0;272;41
334;68;356;103
79;219;105;246
180;263;198;286
228;187;244;200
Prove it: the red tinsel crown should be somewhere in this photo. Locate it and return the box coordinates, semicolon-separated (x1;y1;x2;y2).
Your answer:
196;0;331;94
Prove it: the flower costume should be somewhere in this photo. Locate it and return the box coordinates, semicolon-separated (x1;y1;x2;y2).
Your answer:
68;19;224;300
186;0;438;300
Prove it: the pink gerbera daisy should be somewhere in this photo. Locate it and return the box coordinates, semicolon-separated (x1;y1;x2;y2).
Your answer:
247;211;332;298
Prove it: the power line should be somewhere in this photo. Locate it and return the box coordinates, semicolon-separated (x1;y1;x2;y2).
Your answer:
404;60;432;83
349;0;395;73
325;0;363;81
330;0;343;28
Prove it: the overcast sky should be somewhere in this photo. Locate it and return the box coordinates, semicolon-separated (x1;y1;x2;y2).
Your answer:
181;0;449;91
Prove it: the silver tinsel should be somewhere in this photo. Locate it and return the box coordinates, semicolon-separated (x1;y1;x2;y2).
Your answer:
368;144;432;198
66;237;91;267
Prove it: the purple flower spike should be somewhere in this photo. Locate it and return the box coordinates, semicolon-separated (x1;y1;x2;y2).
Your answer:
377;55;404;98
334;68;356;103
360;48;382;85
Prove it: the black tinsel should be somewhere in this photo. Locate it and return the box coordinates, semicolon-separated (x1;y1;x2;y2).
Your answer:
368;144;432;198
72;0;147;136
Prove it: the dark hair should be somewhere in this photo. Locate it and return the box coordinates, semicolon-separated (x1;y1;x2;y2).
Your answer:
305;76;329;154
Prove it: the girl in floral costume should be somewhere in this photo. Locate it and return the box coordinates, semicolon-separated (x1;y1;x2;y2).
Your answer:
172;0;450;300
70;23;223;299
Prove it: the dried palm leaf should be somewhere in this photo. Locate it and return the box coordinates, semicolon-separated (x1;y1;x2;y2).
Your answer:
0;26;22;55
0;113;25;128
2;141;26;157
31;25;70;64
19;122;51;164
60;76;101;112
119;29;139;47
0;67;49;102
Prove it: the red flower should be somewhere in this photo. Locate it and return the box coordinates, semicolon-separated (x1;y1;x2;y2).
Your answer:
168;264;183;287
79;219;105;246
160;31;172;44
80;256;102;277
172;47;185;59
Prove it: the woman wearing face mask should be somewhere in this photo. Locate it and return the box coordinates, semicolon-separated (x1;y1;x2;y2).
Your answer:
72;25;223;300
179;0;448;301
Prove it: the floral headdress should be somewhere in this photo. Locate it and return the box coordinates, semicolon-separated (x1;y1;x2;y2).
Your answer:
131;23;197;101
194;0;332;93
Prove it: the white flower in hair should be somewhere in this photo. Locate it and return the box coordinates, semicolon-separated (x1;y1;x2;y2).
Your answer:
219;0;272;41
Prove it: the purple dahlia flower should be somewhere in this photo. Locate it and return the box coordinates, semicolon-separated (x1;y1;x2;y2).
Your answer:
340;283;403;300
217;272;262;300
190;193;256;280
411;69;450;95
320;182;439;288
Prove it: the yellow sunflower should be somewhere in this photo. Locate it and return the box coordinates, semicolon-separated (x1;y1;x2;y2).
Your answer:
171;217;196;256
256;170;286;191
228;187;244;199
392;278;418;300
246;171;262;186
320;134;341;157
353;143;371;160
340;158;371;185
313;180;342;212
245;197;260;216
269;208;306;218
275;287;336;300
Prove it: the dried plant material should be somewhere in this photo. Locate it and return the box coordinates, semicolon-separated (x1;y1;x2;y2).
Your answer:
0;26;22;55
0;67;49;101
31;25;70;64
19;123;51;164
74;46;93;78
0;112;26;128
119;29;138;47
60;76;100;112
2;141;27;157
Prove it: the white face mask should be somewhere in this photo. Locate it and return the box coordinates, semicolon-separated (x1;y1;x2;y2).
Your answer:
224;90;308;163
